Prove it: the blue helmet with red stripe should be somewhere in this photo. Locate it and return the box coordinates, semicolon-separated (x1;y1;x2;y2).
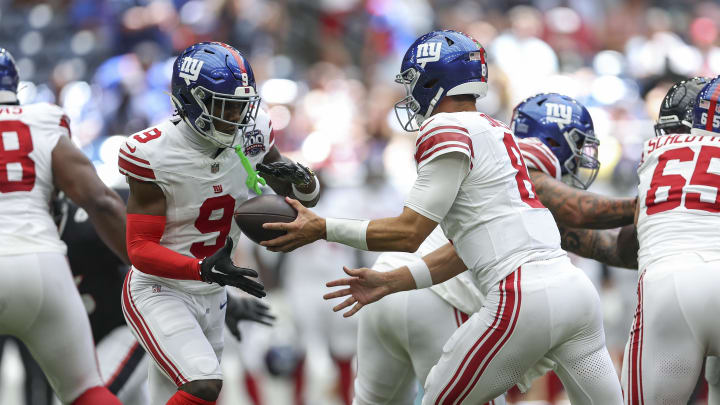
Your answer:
394;30;488;132
511;93;599;189
692;75;720;135
170;41;260;148
0;48;19;104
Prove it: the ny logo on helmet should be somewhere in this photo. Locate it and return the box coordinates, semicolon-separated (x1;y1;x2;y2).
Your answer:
179;57;204;85
416;42;442;68
545;103;572;129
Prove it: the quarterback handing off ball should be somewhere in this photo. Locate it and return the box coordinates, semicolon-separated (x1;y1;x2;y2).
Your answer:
235;195;298;244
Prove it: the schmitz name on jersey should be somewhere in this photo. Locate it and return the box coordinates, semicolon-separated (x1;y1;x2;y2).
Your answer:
646;134;720;155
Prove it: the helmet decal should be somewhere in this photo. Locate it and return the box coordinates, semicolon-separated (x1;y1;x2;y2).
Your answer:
545;102;573;129
415;42;443;68
178;57;204;85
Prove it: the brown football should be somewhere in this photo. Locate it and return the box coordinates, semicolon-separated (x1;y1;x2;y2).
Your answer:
234;194;298;244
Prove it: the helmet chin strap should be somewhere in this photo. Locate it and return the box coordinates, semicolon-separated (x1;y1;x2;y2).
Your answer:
418;87;445;125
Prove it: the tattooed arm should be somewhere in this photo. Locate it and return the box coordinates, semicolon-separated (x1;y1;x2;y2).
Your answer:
529;169;636;229
559;224;638;269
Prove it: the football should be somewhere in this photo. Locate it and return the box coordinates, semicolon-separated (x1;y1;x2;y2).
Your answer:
234;194;298;244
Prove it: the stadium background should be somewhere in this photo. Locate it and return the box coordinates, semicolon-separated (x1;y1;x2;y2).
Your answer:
1;0;720;403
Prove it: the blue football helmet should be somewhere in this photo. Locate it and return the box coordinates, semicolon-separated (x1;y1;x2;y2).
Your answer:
512;93;600;190
394;30;488;132
0;48;19;103
170;41;260;148
692;75;720;135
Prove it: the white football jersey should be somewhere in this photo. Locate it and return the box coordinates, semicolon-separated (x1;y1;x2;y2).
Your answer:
410;112;563;295
517;137;562;180
0;103;70;256
118;110;274;293
636;133;720;270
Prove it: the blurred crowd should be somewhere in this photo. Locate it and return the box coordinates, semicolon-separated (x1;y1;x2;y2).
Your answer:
2;0;720;403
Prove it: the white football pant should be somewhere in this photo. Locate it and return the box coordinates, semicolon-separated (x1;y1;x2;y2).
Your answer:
354;285;505;405
622;254;720;404
122;269;226;404
423;256;622;405
0;252;104;403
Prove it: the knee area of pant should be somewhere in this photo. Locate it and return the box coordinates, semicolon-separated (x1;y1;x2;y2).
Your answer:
179;379;223;401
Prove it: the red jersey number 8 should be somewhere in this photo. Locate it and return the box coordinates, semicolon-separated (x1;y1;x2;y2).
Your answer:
0;120;36;193
502;132;545;208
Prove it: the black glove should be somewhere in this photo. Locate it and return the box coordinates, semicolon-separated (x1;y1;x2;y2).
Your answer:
224;295;276;341
200;237;266;298
256;161;314;187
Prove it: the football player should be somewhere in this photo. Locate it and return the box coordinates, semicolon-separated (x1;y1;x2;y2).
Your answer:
0;48;124;404
513;93;638;268
354;93;636;405
53;188;275;405
118;41;318;405
263;31;623;403
622;75;720;404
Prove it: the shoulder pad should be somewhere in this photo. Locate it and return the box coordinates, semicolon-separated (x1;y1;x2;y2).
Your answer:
517;137;561;180
26;103;71;138
117;127;163;182
415;113;473;168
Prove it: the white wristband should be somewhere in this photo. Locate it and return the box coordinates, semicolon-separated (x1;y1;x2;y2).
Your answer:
326;218;369;250
292;175;320;201
407;259;432;289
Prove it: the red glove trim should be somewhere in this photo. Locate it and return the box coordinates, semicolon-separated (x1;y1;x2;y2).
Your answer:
126;214;201;281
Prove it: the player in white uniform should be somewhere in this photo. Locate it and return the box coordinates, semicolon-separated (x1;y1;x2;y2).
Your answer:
262;31;623;404
354;93;637;405
512;93;638;268
622;75;720;404
119;42;320;405
0;48;125;404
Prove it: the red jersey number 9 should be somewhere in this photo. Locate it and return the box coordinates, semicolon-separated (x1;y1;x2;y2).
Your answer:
190;194;236;258
0;120;36;193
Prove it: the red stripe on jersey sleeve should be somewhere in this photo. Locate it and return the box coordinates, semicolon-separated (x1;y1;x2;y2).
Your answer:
59;115;71;138
118;155;156;180
416;144;472;166
415;132;474;164
119;148;151;165
418;116;438;133
518;142;558;178
417;125;470;146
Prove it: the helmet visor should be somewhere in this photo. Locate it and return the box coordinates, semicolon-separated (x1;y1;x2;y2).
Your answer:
393;68;423;132
192;86;260;147
565;128;600;189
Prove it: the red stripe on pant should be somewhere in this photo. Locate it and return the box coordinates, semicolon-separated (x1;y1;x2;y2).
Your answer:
436;269;521;405
628;271;646;404
122;270;188;386
455;268;522;404
436;277;508;405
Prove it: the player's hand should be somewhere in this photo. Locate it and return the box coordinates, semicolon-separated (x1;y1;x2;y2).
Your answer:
256;161;313;187
200;237;266;298
261;197;324;252
224;296;276;341
323;266;392;317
